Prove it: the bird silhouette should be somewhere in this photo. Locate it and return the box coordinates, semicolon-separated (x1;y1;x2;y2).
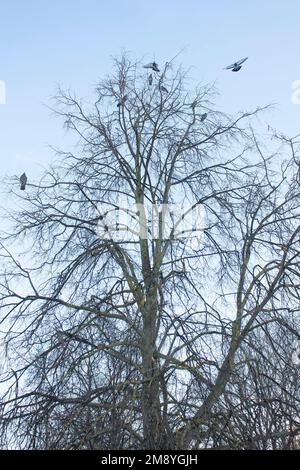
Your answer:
20;172;27;190
117;95;128;108
148;74;153;86
200;113;207;122
143;62;160;72
224;57;248;72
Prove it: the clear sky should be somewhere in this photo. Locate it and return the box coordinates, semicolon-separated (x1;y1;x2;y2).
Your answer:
0;0;300;182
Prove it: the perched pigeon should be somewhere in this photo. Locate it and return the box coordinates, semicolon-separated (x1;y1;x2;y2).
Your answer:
224;57;248;72
160;85;169;94
200;113;207;122
20;172;27;190
117;94;128;108
148;74;153;86
143;62;160;72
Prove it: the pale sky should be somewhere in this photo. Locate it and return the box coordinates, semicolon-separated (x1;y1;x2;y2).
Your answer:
0;0;300;182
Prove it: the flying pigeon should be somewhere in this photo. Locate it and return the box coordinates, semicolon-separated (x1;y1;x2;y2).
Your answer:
200;113;207;122
117;94;128;108
224;57;248;72
143;62;160;72
160;86;169;94
20;172;27;190
148;74;153;86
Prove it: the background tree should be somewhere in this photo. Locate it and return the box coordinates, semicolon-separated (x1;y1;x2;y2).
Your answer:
204;320;300;449
1;55;300;449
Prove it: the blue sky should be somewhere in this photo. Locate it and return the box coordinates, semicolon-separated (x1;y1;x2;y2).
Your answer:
0;0;300;181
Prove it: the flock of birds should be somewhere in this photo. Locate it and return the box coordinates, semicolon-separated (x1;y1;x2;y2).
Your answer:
142;57;249;74
19;57;248;190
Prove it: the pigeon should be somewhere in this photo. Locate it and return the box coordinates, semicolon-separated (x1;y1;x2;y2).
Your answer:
160;85;169;94
297;162;300;185
143;62;160;72
200;113;207;122
20;172;27;190
224;57;248;72
117;95;128;108
148;74;153;86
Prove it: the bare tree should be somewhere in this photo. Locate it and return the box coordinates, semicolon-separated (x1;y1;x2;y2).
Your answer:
1;55;300;449
202;319;300;449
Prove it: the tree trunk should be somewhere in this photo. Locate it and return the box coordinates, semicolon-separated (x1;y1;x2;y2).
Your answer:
141;285;166;449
